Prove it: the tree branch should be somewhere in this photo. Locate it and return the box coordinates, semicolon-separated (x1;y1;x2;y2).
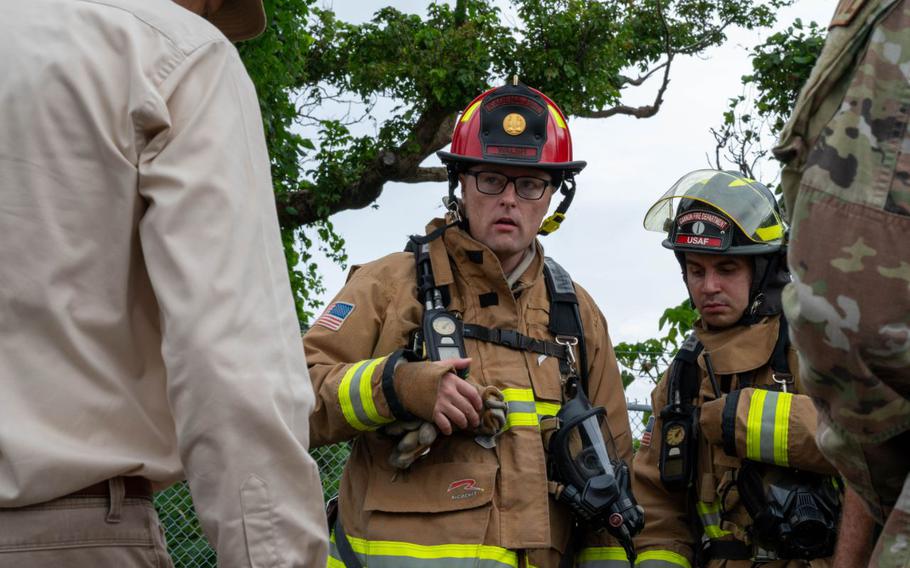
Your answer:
277;109;457;226
580;0;674;120
398;167;448;183
617;60;670;87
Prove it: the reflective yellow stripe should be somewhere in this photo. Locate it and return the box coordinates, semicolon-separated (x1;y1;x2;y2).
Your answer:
326;556;345;568
359;356;390;426
578;546;628;561
727;178;756;187
502;388;534;402
461;100;482;123
746;389;766;462
755;223;783;241
696;501;731;539
339;360;369;431
506;413;539;428
338;358;392;431
501;388;562;430
536;401;561;416
346;534;519;566
548;104;567;128
635;550;691;568
774;392;793;467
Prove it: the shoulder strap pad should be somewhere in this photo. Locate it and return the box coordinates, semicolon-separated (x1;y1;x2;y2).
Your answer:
543;257;579;337
543;257;589;388
668;332;703;405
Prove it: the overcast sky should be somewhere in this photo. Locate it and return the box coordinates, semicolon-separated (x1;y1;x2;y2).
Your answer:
309;0;833;403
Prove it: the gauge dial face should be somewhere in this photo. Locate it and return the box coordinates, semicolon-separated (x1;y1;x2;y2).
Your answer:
665;424;686;447
432;316;457;335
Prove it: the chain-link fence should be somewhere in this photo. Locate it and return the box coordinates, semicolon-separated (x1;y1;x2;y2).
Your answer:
154;401;652;567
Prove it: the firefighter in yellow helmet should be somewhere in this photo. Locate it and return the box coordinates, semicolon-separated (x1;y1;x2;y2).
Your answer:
305;82;641;567
631;170;841;568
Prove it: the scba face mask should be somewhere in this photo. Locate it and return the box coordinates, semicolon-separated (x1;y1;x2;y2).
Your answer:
738;462;840;560
548;388;644;560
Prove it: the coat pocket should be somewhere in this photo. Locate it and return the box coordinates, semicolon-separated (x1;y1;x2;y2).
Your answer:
363;461;498;545
525;306;565;404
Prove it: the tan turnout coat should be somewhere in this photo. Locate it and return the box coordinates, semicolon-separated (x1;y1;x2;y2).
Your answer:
632;317;836;568
305;218;634;567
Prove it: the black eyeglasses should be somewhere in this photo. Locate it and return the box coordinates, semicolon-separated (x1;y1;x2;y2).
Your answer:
464;171;552;200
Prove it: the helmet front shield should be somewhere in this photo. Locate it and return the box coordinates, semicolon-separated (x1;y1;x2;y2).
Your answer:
644;170;784;251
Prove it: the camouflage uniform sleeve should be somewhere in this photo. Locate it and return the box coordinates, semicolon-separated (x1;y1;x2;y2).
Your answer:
304;265;448;447
629;374;695;568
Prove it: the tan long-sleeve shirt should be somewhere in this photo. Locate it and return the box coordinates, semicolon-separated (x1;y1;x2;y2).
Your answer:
0;0;327;564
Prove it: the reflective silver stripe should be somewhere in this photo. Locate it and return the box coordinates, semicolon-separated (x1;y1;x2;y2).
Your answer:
759;390;779;464
507;401;536;414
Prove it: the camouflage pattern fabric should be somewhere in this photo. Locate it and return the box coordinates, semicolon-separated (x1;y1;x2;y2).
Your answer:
774;0;910;565
872;474;910;567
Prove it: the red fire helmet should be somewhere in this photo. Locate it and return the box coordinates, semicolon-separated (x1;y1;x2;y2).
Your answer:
437;83;586;177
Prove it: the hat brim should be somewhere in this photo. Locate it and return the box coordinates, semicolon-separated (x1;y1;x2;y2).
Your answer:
436;151;586;175
208;0;266;42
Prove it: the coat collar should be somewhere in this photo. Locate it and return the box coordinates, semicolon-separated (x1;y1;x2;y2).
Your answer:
695;316;780;374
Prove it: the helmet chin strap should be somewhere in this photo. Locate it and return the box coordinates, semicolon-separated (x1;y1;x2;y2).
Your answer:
538;176;576;236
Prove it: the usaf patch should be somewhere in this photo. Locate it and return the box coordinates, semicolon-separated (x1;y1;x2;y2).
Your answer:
641;415;655;447
315;301;355;331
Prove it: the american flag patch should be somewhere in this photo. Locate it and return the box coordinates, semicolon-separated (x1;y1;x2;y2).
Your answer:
315;302;355;331
641;416;655;447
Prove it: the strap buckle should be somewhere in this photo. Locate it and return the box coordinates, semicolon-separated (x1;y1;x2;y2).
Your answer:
772;372;793;393
498;329;519;348
555;336;579;378
442;196;462;223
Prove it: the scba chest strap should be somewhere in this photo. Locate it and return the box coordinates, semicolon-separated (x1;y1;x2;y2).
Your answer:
405;227;588;384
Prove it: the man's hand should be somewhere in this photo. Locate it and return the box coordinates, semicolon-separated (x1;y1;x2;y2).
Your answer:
433;357;482;435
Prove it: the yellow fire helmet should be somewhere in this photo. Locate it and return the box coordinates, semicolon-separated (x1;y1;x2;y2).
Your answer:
643;169;785;256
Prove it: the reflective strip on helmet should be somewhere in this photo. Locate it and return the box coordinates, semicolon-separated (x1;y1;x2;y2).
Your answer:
726;177;756;187
339;357;394;431
576;546;629;566
634;550;691;568
754;223;784;242
461;100;483;123
501;388;562;430
696;501;731;539
745;389;792;466
547;104;567;129
329;531;520;568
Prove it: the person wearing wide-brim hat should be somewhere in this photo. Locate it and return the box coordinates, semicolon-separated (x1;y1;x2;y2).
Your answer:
0;0;328;566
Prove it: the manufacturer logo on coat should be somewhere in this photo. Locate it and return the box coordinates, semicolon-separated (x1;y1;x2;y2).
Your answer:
447;478;485;500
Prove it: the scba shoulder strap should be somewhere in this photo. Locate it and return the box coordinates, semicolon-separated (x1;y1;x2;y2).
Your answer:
543;257;589;389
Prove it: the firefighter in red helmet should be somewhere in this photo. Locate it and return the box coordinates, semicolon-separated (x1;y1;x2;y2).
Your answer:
305;81;639;567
